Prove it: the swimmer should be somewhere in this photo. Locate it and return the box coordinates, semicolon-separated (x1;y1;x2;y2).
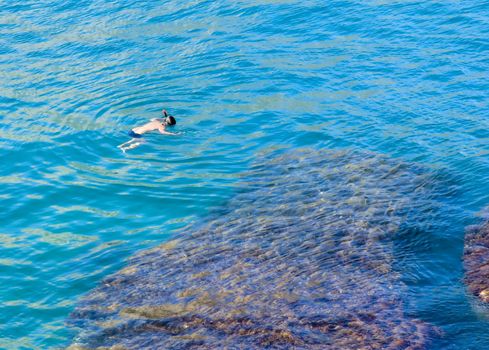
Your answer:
118;109;177;152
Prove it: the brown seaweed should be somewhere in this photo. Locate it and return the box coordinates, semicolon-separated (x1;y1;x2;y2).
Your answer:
68;148;440;349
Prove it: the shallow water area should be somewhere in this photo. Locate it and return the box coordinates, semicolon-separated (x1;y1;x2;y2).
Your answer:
0;1;488;349
69;149;449;349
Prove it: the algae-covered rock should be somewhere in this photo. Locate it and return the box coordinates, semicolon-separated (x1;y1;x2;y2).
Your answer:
69;148;441;349
464;222;489;303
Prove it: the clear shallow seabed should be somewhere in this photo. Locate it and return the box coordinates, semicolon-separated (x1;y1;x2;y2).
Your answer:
0;1;488;349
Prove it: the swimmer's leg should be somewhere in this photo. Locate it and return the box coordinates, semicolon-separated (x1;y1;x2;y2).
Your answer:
118;138;138;149
118;138;145;152
123;141;143;152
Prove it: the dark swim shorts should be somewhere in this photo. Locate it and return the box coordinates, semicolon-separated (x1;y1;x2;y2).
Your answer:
128;130;142;138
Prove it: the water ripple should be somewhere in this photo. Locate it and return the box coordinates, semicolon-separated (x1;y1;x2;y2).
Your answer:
0;0;488;349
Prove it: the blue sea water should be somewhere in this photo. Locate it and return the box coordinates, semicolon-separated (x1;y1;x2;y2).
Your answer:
0;0;488;348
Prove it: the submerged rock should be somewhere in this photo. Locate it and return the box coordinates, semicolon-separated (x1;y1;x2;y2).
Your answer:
69;148;441;349
464;222;489;303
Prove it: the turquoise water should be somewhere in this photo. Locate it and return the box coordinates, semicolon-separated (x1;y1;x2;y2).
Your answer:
0;1;488;349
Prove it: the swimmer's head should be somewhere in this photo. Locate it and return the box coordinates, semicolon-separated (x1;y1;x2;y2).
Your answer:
166;116;176;126
162;109;176;126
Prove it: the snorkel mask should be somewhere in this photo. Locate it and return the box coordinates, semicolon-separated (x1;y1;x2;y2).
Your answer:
162;109;176;126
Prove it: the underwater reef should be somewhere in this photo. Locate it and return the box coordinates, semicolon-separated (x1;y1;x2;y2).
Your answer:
69;148;442;349
464;221;489;303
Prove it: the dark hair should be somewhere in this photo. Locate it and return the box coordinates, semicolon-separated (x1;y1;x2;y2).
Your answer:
167;115;176;126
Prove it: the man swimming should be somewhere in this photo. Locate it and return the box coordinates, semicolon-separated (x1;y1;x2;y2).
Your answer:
118;109;177;152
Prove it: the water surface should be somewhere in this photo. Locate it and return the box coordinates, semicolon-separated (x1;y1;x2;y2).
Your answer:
0;1;488;349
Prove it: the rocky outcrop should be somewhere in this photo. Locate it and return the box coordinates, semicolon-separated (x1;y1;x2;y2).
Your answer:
464;222;489;303
69;148;440;349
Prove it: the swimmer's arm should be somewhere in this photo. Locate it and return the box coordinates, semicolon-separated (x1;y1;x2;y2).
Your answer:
158;125;177;135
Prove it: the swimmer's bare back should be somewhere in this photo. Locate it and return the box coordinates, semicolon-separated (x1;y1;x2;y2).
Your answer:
132;119;167;135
